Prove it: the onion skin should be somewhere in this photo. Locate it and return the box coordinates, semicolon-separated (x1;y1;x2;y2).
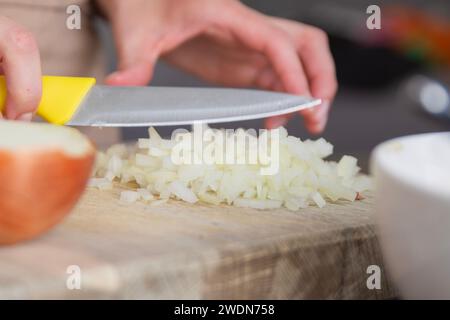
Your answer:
0;147;95;245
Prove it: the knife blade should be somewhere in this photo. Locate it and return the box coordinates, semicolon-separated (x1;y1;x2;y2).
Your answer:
68;85;321;127
0;76;321;126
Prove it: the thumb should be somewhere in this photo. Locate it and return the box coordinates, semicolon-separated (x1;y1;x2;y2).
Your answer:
105;31;159;86
105;58;157;87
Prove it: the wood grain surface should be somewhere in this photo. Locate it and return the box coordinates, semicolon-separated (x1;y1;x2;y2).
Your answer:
0;188;396;299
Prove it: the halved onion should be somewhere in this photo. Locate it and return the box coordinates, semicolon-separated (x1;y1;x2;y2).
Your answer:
0;121;95;244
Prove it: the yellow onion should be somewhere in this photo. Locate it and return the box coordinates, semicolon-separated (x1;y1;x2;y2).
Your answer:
0;121;95;244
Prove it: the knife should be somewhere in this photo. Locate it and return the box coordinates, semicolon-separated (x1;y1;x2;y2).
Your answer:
0;76;321;126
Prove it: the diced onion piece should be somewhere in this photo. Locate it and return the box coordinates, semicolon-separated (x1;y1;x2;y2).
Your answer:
120;191;140;203
311;192;326;208
148;127;162;144
337;155;359;178
198;192;221;205
305;138;333;158
108;155;122;175
169;181;198;204
137;188;154;201
284;197;308;211
138;138;152;149
352;175;373;192
148;147;168;157
135;154;158;167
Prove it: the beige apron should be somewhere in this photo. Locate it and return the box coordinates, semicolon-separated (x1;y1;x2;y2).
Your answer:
0;0;120;147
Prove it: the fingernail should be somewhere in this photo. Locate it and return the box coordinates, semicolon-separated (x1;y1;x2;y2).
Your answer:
306;107;329;135
315;100;330;131
321;100;331;113
17;112;33;122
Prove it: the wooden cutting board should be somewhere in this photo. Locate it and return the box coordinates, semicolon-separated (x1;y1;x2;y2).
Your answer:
0;188;397;299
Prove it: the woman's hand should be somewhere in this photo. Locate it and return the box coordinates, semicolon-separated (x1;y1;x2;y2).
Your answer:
97;0;337;134
0;16;42;120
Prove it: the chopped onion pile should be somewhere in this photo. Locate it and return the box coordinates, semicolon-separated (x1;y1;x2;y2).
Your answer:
90;127;371;210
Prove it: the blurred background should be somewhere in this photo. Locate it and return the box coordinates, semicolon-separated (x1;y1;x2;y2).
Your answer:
97;0;450;172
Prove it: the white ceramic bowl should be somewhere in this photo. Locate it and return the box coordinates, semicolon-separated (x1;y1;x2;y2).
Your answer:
371;132;450;299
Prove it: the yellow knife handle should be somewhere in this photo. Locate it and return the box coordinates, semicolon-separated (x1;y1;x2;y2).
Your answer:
0;76;96;125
